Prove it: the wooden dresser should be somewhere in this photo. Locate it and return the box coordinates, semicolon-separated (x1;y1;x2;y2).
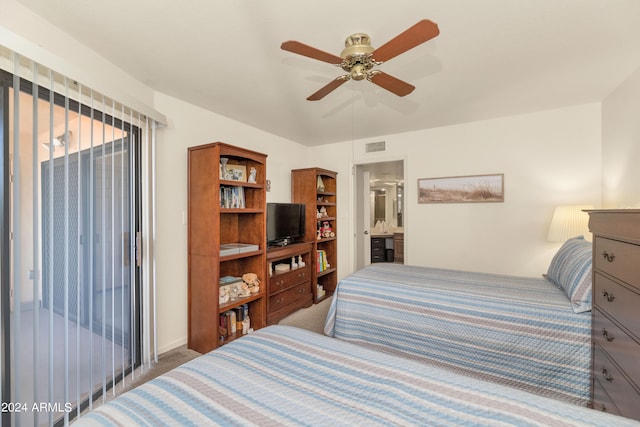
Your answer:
587;209;640;420
266;242;314;324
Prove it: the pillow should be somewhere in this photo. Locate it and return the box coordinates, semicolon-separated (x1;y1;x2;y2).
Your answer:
546;236;593;313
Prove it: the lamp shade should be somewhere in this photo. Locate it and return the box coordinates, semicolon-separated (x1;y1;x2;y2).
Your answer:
547;205;593;242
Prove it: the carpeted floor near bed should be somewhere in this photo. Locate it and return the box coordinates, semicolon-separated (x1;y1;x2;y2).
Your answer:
84;297;332;416
146;296;331;384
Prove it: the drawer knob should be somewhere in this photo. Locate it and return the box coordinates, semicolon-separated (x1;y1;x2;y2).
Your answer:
601;328;614;342
601;251;615;262
601;368;614;382
601;290;615;302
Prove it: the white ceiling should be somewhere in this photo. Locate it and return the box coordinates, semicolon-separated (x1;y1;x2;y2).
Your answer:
16;0;640;146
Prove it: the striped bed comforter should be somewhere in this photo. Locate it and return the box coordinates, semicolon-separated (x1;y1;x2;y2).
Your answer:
324;263;591;406
74;325;638;427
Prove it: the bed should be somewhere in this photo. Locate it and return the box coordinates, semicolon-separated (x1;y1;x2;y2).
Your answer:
324;237;594;406
74;325;639;426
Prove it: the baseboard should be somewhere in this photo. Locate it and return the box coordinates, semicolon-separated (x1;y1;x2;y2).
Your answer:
158;337;188;356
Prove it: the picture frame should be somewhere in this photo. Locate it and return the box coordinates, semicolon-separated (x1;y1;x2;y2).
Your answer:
418;173;504;204
225;164;247;182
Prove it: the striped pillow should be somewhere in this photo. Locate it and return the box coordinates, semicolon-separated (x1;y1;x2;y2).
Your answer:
546;236;593;313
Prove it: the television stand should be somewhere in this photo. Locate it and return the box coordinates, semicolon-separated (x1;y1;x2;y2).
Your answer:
265;242;314;324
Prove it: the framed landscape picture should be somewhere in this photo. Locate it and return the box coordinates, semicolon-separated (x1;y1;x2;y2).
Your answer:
418;173;504;204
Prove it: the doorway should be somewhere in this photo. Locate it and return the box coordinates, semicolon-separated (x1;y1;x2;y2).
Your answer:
354;160;405;271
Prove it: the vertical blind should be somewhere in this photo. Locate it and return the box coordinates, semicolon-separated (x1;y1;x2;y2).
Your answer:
0;44;159;426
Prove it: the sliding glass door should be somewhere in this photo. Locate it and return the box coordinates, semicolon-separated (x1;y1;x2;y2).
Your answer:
1;68;141;426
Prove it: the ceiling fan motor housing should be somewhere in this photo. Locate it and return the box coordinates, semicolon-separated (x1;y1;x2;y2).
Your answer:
341;33;376;80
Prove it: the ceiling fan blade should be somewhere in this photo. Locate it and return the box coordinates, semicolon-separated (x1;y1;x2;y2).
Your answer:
371;19;440;63
307;76;349;101
368;72;415;97
281;40;344;65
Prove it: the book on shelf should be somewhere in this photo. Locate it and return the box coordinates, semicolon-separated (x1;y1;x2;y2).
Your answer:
317;250;329;273
219;186;245;208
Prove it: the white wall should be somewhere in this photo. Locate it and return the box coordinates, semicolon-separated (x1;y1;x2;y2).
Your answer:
602;66;640;208
1;0;160;122
153;93;309;352
313;104;602;279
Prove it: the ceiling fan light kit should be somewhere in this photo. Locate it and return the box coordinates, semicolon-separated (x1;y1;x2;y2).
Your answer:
281;19;439;101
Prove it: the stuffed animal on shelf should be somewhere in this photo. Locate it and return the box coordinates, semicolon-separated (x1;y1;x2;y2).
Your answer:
242;273;260;293
238;282;251;297
319;221;335;238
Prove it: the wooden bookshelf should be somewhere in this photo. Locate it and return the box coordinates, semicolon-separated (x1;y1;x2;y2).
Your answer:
291;168;338;303
188;142;267;353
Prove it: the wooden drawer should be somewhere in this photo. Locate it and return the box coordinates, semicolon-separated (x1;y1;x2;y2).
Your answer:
269;267;310;294
592;377;622;416
594;237;640;288
593;308;640;385
593;344;640;420
594;273;640;342
269;281;312;312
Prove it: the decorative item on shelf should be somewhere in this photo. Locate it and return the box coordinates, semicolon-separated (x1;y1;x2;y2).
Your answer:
219;275;243;305
317;229;322;240
220;157;229;179
319;206;327;217
238;282;251;298
319;220;335;238
219;287;230;305
226;164;247;182
242;272;261;294
229;286;238;301
297;255;305;268
275;263;290;272
316;209;323;219
248;167;257;183
317;175;325;191
268;261;273;276
291;256;298;269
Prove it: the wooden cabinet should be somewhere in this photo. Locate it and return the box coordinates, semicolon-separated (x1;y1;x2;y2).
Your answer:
266;242;313;324
393;232;404;263
187;142;267;353
587;209;640;420
291;168;338;303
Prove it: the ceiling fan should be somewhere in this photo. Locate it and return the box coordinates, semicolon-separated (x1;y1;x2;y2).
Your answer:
281;19;439;101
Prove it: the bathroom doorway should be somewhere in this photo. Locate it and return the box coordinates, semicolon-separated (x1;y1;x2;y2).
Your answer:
354;160;404;271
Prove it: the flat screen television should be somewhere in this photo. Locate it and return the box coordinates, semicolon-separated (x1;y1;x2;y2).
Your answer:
267;203;305;246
